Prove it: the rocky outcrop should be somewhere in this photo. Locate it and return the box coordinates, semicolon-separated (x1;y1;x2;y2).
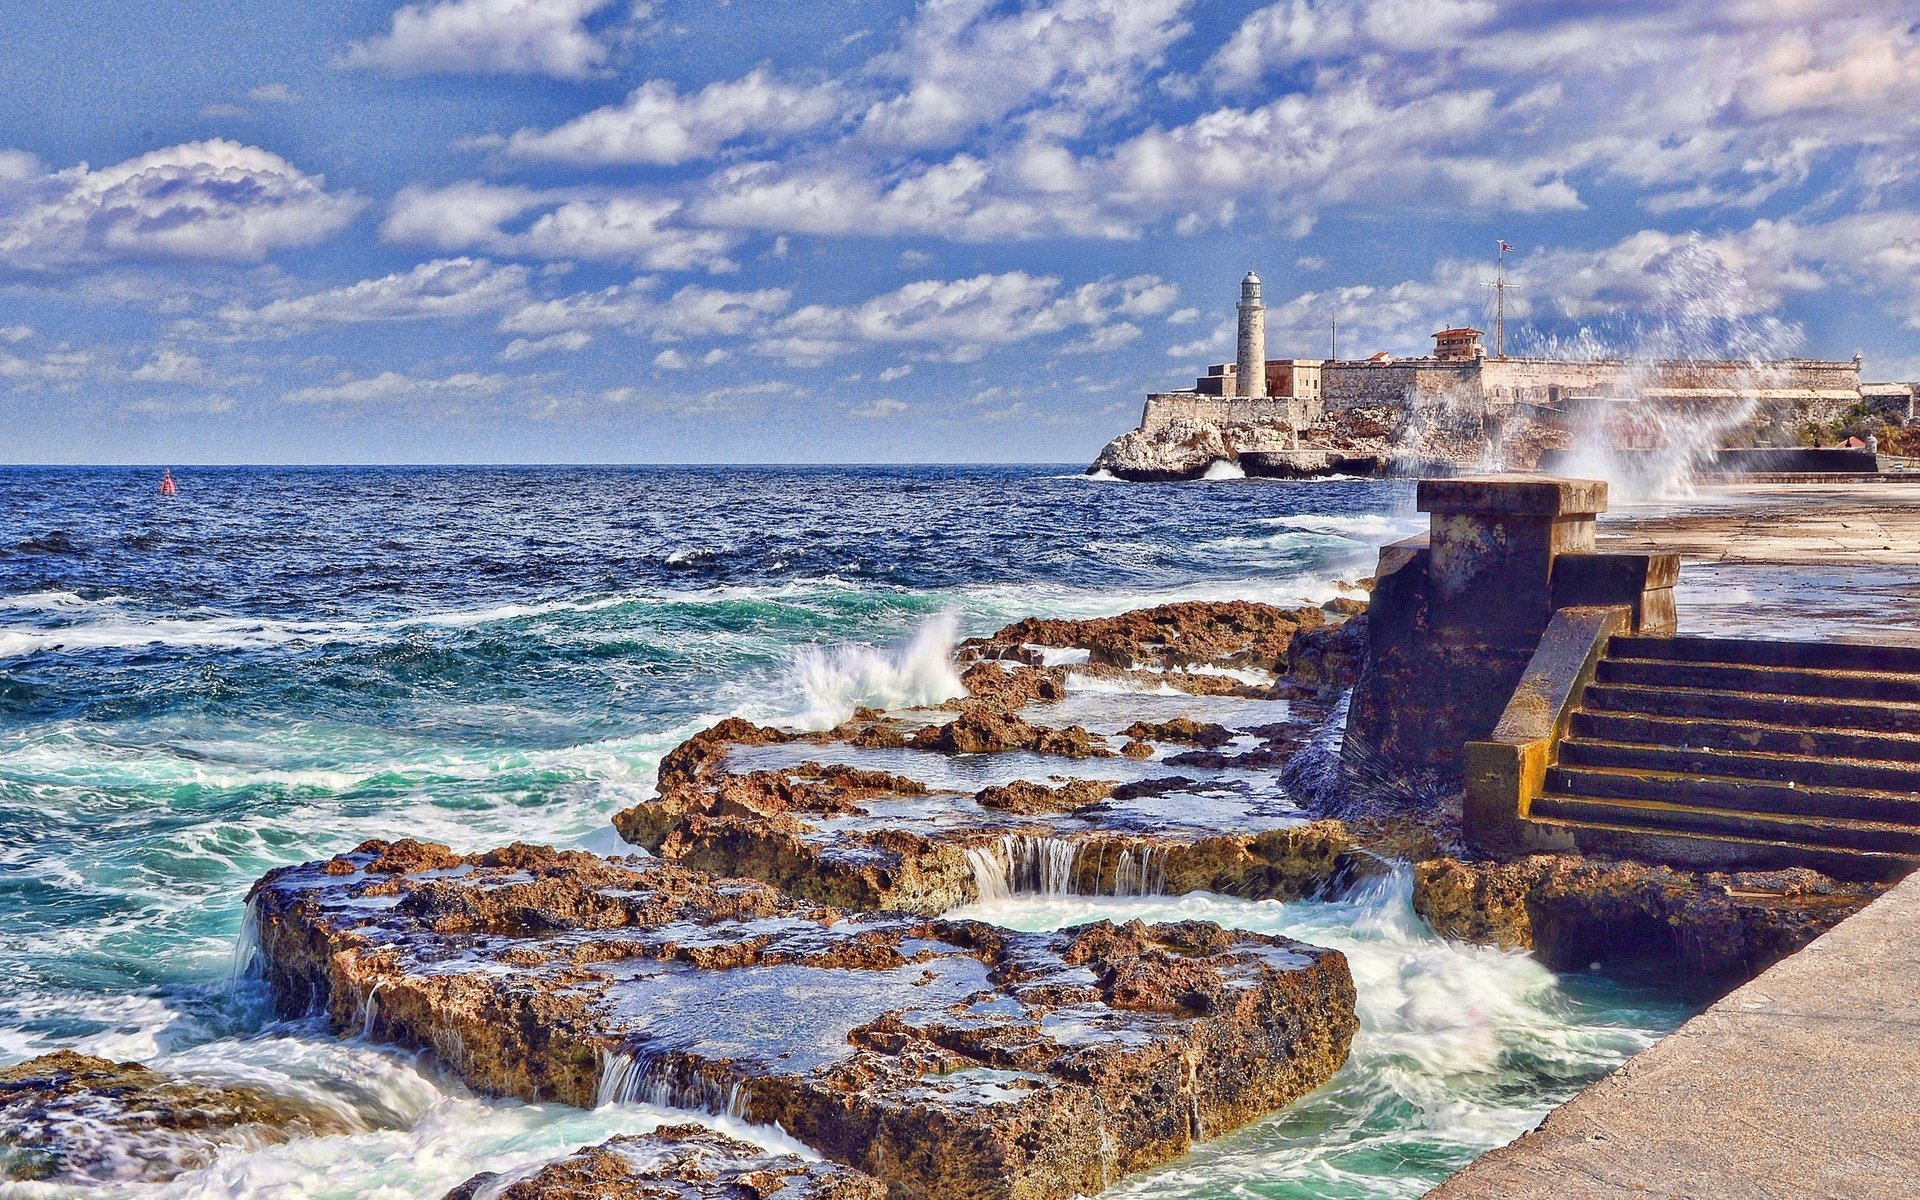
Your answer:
0;1050;349;1184
961;600;1327;674
1089;419;1233;481
1121;718;1233;748
1412;855;1887;992
443;1124;885;1200
253;842;1359;1200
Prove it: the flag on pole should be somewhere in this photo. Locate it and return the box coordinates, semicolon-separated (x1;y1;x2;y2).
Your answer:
1498;240;1513;253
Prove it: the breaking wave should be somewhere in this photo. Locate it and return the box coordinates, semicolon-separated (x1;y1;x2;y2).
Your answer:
778;614;966;730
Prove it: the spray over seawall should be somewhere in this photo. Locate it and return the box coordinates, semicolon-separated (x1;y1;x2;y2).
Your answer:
1500;236;1808;500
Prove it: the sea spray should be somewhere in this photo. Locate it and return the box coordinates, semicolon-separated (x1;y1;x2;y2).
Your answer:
783;613;965;730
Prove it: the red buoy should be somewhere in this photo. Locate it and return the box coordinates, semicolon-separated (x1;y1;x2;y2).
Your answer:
159;469;177;497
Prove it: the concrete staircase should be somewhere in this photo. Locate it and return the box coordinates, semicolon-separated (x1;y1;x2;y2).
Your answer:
1528;635;1920;878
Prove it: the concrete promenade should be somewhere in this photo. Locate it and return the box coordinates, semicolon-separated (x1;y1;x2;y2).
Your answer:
1427;866;1920;1199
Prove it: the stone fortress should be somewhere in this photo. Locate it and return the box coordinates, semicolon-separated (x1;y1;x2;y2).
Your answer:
1092;270;1918;480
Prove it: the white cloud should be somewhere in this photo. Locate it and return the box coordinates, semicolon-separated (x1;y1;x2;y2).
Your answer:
121;394;236;415
858;0;1193;149
501;329;592;359
758;270;1173;363
501;278;791;341
384;181;738;271
249;83;298;104
0;325;31;343
130;348;212;382
342;0;618;79
285;369;515;403
507;69;841;165
0;140;362;271
877;364;913;382
223;257;531;326
653;348;687;369
846;397;907;418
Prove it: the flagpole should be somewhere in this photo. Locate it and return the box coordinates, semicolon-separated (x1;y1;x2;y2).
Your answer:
1494;240;1508;359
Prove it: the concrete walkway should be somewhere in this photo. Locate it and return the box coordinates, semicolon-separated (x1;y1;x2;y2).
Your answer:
1426;868;1920;1199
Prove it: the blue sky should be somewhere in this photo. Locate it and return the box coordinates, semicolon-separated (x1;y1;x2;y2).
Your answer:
2;0;1917;464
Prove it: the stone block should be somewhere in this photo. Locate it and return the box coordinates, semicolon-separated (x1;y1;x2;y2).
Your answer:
1552;553;1682;634
1416;475;1607;519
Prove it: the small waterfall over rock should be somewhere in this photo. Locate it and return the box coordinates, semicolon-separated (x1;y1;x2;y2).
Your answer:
965;835;1169;901
597;1047;748;1120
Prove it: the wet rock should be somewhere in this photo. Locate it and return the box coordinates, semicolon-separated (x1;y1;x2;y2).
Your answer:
1412;854;1886;993
1121;718;1234;748
1287;612;1369;689
0;1050;347;1184
975;779;1115;815
252;844;1358;1200
909;709;1111;758
960;600;1326;674
620;709;1361;914
1119;739;1155;759
443;1124;884;1200
954;660;1068;709
1322;596;1368;616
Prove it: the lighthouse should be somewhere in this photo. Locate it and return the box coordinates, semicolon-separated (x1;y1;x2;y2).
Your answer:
1235;271;1266;398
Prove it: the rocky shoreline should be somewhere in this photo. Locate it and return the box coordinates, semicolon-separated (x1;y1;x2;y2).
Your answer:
9;595;1890;1196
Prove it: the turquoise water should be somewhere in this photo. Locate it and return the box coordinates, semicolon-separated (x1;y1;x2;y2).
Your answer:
0;465;1685;1197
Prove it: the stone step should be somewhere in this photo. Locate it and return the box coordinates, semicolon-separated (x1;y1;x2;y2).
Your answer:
1609;635;1920;677
1594;658;1920;705
1557;738;1920;794
1532;794;1920;855
1581;683;1920;736
1519;813;1920;882
1546;764;1920;826
1569;710;1920;766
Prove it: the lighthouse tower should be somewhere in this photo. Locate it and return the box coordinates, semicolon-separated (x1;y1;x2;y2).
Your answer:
1235;270;1266;398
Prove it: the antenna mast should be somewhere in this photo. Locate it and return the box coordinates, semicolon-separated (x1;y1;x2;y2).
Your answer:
1331;318;1338;361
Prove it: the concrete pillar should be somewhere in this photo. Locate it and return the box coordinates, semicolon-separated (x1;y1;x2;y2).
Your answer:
1236;272;1265;399
1418;475;1607;651
1344;475;1611;772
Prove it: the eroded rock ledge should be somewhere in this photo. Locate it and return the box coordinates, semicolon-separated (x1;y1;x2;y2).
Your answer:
250;841;1359;1200
444;1124;885;1200
613;602;1373;915
0;1050;351;1184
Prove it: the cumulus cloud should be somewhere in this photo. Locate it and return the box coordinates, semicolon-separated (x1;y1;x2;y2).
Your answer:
500;277;792;341
502;329;592;360
130;348;212;382
506;69;842;165
223;257;531;326
758;270;1175;363
286;369;516;403
342;0;618;79
0;140;362;272
859;0;1193;149
846;397;907;418
384;181;738;271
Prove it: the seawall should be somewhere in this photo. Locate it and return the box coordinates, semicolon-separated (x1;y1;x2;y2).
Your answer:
1426;863;1920;1198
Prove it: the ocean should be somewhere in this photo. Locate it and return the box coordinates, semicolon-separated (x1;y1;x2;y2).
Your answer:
0;465;1687;1198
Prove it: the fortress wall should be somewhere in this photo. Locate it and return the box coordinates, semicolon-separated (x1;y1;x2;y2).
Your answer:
1141;393;1314;432
1323;362;1483;411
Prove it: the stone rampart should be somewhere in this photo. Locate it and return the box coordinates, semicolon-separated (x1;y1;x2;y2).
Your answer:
1140;393;1317;434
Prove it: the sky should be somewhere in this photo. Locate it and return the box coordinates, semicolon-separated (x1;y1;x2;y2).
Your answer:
2;0;1918;464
